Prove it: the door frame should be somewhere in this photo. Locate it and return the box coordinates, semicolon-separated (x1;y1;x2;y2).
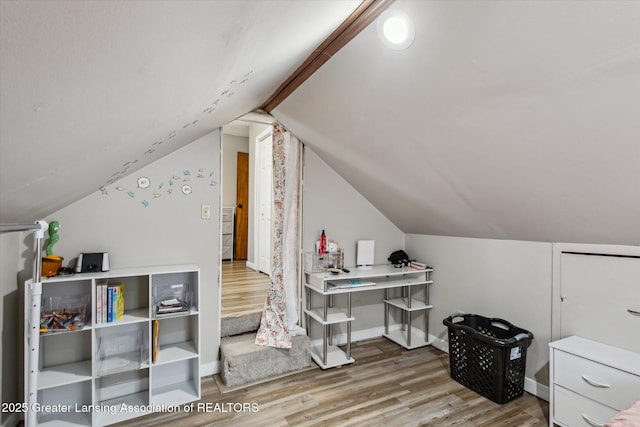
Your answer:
254;127;273;274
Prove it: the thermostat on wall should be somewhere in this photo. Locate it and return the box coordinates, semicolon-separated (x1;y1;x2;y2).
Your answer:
76;252;110;273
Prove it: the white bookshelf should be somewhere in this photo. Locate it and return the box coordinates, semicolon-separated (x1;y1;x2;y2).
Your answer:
24;264;201;426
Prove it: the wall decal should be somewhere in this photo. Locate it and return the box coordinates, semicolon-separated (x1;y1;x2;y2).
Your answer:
102;167;215;207
137;177;150;189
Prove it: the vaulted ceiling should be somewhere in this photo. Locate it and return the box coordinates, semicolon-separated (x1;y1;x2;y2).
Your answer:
272;0;640;245
2;0;639;246
0;0;360;223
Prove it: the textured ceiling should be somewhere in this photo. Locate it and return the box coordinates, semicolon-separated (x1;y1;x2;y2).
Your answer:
273;0;640;245
0;0;360;223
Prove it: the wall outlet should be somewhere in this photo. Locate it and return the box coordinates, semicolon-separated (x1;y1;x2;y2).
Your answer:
201;204;211;220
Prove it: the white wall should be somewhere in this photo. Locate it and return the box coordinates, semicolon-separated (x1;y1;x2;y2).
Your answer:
405;234;552;393
302;148;405;336
31;130;222;370
1;232;22;426
221;134;249;207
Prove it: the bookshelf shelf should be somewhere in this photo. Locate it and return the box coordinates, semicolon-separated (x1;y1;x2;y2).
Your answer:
24;264;201;426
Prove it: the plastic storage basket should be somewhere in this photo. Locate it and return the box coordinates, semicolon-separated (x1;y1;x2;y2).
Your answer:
443;313;534;404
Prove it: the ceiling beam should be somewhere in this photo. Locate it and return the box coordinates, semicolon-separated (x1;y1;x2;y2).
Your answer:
260;0;395;113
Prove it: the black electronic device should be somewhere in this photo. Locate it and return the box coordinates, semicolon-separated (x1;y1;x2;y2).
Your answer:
76;252;110;273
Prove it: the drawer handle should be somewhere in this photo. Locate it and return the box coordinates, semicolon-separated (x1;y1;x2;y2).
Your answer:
629;309;640;316
581;413;605;427
581;375;611;388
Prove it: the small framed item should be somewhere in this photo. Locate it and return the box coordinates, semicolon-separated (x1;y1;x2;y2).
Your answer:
76;252;110;273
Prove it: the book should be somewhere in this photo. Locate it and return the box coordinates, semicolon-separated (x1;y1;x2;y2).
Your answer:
152;320;159;363
107;287;113;322
328;280;376;289
117;283;124;320
102;284;107;323
96;284;103;324
113;283;124;321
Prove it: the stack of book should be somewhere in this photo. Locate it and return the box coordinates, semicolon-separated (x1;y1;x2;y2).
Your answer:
155;298;188;316
408;261;429;270
96;282;125;323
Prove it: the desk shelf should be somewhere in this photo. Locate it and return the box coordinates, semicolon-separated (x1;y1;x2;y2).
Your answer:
305;264;433;369
305;307;354;325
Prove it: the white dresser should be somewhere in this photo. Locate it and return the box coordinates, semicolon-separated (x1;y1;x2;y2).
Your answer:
221;206;235;261
549;336;640;427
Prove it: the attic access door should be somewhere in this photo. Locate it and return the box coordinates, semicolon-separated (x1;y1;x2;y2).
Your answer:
256;127;273;275
558;250;640;353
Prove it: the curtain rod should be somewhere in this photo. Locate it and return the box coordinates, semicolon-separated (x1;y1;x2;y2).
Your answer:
0;223;42;233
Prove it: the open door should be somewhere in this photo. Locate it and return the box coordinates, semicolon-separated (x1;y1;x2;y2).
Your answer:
256;127;273;274
235;152;249;260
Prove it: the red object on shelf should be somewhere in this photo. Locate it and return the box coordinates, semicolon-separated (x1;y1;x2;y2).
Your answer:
319;230;327;254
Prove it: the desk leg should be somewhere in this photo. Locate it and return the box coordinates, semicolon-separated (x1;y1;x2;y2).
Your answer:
328;295;333;346
401;287;407;331
347;292;352;360
424;283;429;343
407;310;412;347
323;324;328;366
384;288;389;335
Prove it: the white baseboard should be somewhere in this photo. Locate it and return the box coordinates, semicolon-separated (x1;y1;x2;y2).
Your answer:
524;377;550;401
201;360;219;377
245;261;257;271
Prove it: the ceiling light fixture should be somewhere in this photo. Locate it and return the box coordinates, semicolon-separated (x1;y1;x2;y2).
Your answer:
377;9;415;50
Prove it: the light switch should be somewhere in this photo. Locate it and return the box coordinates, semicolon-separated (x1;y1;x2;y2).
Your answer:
201;204;211;220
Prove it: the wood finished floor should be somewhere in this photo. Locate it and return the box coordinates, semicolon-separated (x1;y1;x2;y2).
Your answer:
117;337;549;427
221;261;270;317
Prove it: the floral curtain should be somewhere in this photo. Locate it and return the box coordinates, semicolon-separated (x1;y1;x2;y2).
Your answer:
255;123;301;349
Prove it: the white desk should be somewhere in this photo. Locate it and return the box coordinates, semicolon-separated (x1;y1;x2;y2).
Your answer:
304;264;433;369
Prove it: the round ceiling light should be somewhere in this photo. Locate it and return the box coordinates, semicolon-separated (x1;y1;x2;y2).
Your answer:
377;9;415;50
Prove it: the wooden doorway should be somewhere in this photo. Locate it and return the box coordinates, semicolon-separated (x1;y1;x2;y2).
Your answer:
235;152;249;260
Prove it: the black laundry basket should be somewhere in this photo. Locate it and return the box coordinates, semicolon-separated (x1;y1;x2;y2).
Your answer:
443;313;534;404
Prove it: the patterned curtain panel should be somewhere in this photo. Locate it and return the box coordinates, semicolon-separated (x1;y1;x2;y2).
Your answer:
255;123;301;349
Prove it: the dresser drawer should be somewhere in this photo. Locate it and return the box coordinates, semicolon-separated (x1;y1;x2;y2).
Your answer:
222;208;234;222
554;385;617;427
221;246;232;260
222;221;233;234
555;350;640;410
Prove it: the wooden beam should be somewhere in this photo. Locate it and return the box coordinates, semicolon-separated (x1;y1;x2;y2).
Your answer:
260;0;395;113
